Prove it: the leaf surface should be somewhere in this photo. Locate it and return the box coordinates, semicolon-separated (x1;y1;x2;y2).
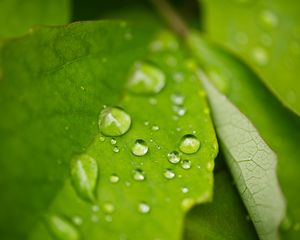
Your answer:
200;0;300;116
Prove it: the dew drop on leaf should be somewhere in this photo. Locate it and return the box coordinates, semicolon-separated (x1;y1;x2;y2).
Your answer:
179;134;201;154
259;9;279;29
171;93;185;105
138;202;151;214
47;214;80;240
181;187;189;193
98;107;131;137
167;151;181;164
113;146;120;153
110;174;120;183
131;139;148;156
251;46;269;66
103;202;115;214
181;159;192;170
127;62;166;94
110;138;117;145
151;125;160;131
133;169;146;181
72;216;83;226
70;154;98;202
164;169;176;179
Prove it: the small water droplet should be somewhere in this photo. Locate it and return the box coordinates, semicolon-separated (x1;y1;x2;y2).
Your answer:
149;97;157;105
103;202;115;213
133;169;146;181
113;146;120;153
105;215;113;222
182;187;189;193
110;174;120;183
144;121;150;126
131;139;148;156
164;169;176;179
172;105;187;116
251;46;269;66
150;31;179;52
47;214;80;240
173;72;184;82
99;107;131;137
206;161;214;171
181;198;195;211
167;151;181;164
111;138;117;145
70;154;98;202
176;127;181;132
259;9;278;29
179;134;201;154
91;205;100;212
99;136;105;142
151;125;160;131
138;202;151;214
171;93;185;105
127;62;166;94
72;215;83;226
181;159;192;170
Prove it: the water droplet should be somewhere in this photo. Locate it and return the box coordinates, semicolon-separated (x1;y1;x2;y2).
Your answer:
150;31;179;52
173;105;187;116
113;146;120;153
167;151;181;164
181;187;189;193
206;161;214;171
132;169;146;181
103;202;115;213
70;154;98;202
105;215;113;222
72;216;83;226
91;205;100;212
99;107;131;137
127;62;166;94
47;214;80;240
110;174;120;183
111;138;117;145
164;169;175;179
151;125;160;131
124;32;133;40
179;134;201;154
173;72;184;82
259;9;278;29
171;93;185;105
138;202;151;214
181;198;195;211
131;139;148;156
144;121;150;126
149;97;157;105
181;159;192;170
99;136;105;142
251;46;269;66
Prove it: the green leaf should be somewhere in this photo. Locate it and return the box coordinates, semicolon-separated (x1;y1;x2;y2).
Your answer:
0;20;156;239
0;0;70;38
184;169;258;240
187;32;300;239
0;23;218;239
200;0;300;116
199;69;285;240
28;30;218;240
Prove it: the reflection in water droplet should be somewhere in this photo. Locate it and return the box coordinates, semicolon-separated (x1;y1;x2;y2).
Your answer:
113;146;120;153
251;46;269;66
164;169;176;179
103;202;115;213
181;159;192;170
131;139;148;156
171;93;185;105
110;174;120;183
127;62;166;94
168;151;181;164
138;202;151;214
182;187;189;193
133;169;146;181
179;134;201;154
70;154;98;202
259;9;278;29
99;107;131;137
47;214;80;240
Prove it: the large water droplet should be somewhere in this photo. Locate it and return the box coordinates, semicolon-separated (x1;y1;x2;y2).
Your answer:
70;154;98;202
131;139;149;156
259;9;278;29
47;214;80;240
133;169;146;181
99;107;131;137
181;159;192;170
179;134;201;154
164;169;175;179
138;202;151;214
167;151;181;164
127;62;166;94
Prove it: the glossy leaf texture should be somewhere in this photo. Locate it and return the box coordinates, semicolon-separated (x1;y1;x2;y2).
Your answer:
28;30;218;240
0;20;157;239
0;0;70;38
187;32;300;239
200;0;300;116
